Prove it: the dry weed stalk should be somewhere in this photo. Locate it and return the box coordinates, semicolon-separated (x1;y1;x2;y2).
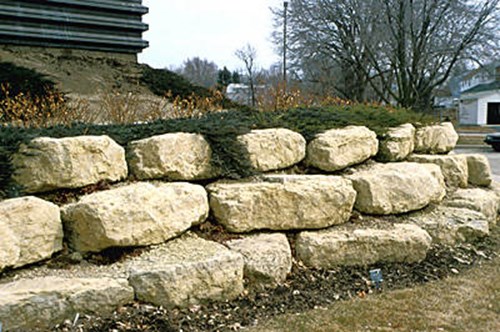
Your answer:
256;82;394;112
0;83;231;127
167;90;226;118
256;82;355;112
1;83;69;127
257;82;312;111
1;82;387;128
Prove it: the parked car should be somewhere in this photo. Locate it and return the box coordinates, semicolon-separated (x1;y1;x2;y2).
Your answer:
484;133;500;152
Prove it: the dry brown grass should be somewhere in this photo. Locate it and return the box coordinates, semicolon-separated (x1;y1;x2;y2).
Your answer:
1;82;418;128
0;86;232;127
255;82;392;112
457;135;488;146
457;126;496;133
0;83;72;127
251;256;500;332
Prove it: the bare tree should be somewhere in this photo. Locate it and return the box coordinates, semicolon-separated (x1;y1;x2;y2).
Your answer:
178;57;218;88
273;0;500;110
235;44;258;106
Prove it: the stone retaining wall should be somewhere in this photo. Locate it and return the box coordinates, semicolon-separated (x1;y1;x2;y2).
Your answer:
1;122;499;331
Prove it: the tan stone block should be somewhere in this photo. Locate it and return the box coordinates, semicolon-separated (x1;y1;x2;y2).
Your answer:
306;126;378;171
237;128;306;172
12;135;127;193
127;132;218;180
62;182;209;252
377;123;415;161
0;277;133;331
414;122;458;154
296;223;431;267
207;175;356;232
0;196;62;270
128;234;244;308
348;162;446;215
226;233;292;287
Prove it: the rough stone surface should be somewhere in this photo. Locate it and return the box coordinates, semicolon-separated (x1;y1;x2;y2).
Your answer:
0;223;20;271
62;182;209;253
127;132;218;181
414;122;459;154
128;233;244;308
296;223;432;268
12;135;127;193
463;154;493;186
408;206;489;245
377;123;415;161
348;162;446;215
407;154;468;188
306;126;378;171
0;277;134;331
492;181;500;213
207;175;356;233
237;128;306;172
226;233;292;287
0;196;62;270
444;188;498;226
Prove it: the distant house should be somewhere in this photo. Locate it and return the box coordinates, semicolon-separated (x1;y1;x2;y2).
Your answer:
459;62;500;125
226;83;266;106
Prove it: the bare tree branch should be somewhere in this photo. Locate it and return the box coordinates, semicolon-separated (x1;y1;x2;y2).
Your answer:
273;0;500;110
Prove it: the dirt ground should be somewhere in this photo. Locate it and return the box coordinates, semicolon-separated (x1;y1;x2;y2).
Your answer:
0;45;153;96
45;223;499;332
253;249;500;332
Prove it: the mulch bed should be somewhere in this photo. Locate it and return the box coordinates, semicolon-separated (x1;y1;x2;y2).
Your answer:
53;226;499;332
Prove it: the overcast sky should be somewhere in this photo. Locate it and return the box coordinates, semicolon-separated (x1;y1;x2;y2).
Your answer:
138;0;282;72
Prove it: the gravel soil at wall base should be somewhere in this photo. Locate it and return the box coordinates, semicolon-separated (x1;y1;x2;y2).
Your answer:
44;224;500;332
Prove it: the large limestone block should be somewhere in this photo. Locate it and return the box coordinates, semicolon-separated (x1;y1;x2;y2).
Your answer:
296;223;431;268
348;162;446;215
0;277;134;331
377;123;415;162
444;188;498;226
306;126;378;171
128;233;244;308
407;154;468;188
127;132;218;181
414;122;458;154
237;128;306;172
0;196;62;270
408;206;489;245
62;182;209;253
0;223;20;271
12;136;127;193
462;154;493;186
226;233;292;287
207;175;356;233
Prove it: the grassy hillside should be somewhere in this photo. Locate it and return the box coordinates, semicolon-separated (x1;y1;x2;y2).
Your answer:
0;62;57;98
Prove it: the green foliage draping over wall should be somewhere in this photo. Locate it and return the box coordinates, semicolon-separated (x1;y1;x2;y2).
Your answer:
0;105;432;198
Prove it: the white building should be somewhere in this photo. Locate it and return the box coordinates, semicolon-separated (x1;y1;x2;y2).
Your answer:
459;63;500;125
225;83;266;106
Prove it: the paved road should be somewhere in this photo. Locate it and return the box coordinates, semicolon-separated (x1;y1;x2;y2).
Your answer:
455;145;500;182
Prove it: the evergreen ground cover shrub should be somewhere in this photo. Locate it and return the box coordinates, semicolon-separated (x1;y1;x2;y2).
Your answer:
0;105;433;199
